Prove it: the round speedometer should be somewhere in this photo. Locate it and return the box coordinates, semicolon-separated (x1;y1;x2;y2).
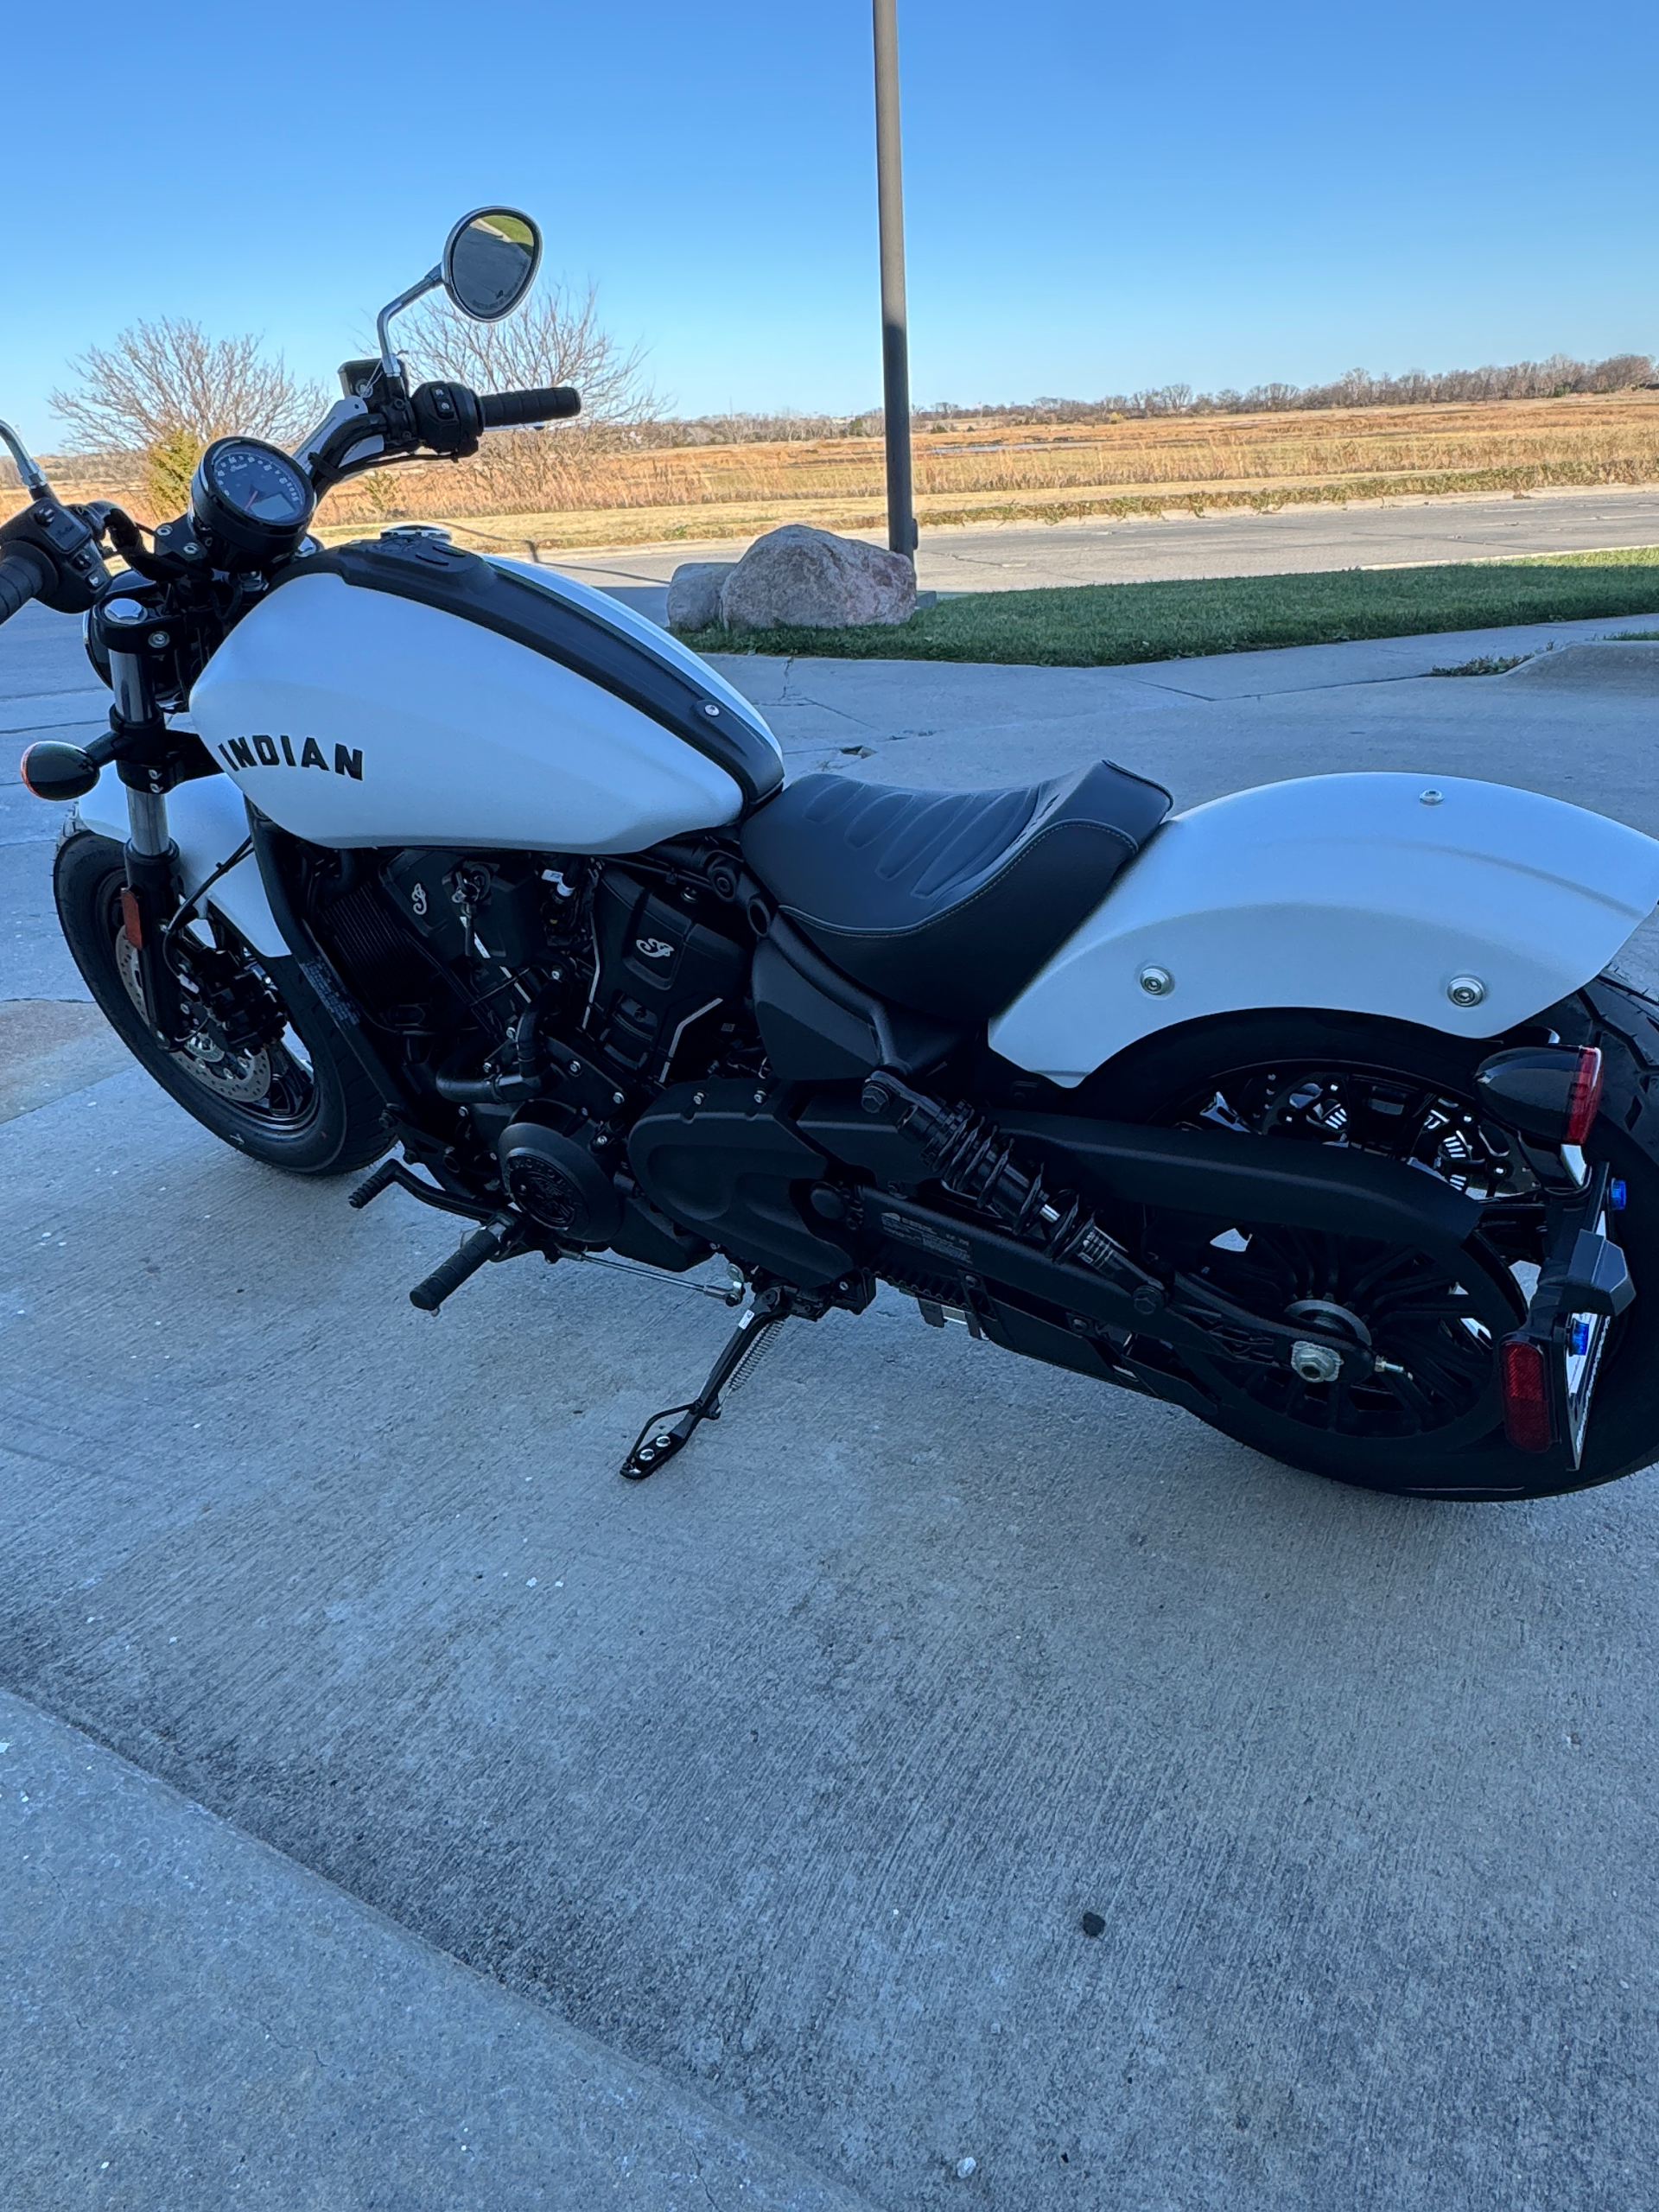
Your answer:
189;437;316;562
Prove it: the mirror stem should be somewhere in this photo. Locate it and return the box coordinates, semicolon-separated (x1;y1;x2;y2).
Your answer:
0;419;49;498
375;265;442;383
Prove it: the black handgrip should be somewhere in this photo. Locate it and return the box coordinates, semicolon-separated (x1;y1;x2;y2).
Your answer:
0;546;49;626
478;386;582;429
409;1214;518;1312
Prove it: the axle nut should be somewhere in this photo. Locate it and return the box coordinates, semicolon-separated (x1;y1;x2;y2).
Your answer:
1290;1339;1344;1383
1446;975;1487;1009
1139;965;1174;997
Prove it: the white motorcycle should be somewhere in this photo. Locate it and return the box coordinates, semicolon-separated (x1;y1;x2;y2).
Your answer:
8;207;1659;1500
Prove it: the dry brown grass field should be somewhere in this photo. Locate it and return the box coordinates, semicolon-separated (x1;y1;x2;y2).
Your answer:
16;391;1659;551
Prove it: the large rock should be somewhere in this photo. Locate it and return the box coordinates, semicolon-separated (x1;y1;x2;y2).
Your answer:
665;562;734;632
719;524;916;630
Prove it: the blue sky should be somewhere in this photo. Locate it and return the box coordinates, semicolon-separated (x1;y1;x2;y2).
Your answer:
4;1;1656;448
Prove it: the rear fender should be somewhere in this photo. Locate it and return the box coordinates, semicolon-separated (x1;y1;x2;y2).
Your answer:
989;772;1659;1085
77;762;285;957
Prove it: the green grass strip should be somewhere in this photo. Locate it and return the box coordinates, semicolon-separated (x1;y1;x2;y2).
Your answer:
678;545;1659;667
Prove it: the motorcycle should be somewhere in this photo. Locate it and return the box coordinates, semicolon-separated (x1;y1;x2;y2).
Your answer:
8;206;1659;1501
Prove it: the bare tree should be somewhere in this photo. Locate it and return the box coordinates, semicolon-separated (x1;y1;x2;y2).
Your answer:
52;320;326;450
400;281;658;511
403;281;658;423
50;319;327;517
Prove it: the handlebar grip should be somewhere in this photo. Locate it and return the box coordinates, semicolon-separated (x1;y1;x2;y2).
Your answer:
478;386;582;429
0;546;49;626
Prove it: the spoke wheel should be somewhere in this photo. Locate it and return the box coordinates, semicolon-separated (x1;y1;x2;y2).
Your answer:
1137;1064;1533;1451
54;830;388;1177
1083;1007;1658;1499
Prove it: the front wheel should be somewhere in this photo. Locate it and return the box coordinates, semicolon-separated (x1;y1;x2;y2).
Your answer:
1087;1000;1659;1500
54;830;389;1177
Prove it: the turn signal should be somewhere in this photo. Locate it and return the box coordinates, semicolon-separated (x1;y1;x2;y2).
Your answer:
1500;1336;1554;1453
19;740;100;801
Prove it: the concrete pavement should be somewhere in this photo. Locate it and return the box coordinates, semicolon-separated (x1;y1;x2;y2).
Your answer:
2;1690;874;2212
4;597;1659;2209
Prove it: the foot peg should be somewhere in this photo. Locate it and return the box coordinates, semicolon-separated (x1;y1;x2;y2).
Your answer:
620;1287;793;1479
410;1212;522;1312
345;1152;530;1309
348;1156;401;1210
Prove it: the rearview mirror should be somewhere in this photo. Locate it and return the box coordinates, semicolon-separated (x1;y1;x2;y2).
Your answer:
442;209;543;322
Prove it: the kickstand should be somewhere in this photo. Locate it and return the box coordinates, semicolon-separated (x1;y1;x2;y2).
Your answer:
620;1287;794;1480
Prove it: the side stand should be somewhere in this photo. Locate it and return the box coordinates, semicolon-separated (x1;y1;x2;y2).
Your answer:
620;1286;794;1480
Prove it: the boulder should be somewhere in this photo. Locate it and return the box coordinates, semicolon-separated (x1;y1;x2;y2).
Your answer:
665;562;735;632
719;524;916;630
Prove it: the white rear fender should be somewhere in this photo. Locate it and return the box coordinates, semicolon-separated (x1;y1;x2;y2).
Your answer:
77;765;286;957
988;772;1659;1086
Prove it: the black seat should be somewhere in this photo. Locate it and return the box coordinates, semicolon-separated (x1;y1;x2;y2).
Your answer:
740;759;1173;1025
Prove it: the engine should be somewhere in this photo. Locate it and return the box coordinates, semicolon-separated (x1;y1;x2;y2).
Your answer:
308;842;759;1262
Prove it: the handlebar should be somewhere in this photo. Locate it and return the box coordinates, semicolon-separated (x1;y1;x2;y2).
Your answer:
478;386;582;429
312;379;584;490
0;545;49;627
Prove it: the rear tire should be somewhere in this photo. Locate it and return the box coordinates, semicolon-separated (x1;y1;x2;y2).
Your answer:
54;830;389;1177
1085;1003;1659;1500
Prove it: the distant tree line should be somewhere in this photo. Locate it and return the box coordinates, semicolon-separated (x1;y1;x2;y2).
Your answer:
637;353;1656;445
1026;353;1657;422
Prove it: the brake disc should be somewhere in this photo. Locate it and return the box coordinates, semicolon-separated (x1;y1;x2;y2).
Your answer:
116;927;274;1104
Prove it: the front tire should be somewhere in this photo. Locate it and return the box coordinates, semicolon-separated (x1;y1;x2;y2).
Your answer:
1086;1002;1659;1500
54;830;388;1177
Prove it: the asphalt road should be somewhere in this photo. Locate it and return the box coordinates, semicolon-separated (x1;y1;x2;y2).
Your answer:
556;482;1659;625
4;596;1659;2210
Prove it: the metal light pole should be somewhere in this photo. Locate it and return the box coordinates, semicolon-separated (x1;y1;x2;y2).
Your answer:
873;0;918;556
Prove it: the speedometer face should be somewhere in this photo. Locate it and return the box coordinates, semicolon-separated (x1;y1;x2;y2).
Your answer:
206;442;310;523
191;435;317;562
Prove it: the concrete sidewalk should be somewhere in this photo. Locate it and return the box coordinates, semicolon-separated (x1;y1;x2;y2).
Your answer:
2;1689;874;2211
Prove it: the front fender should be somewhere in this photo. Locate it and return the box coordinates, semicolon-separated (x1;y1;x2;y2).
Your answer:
988;772;1659;1086
78;762;286;957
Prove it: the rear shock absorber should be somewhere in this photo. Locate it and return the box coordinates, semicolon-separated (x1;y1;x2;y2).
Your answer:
859;1071;1135;1281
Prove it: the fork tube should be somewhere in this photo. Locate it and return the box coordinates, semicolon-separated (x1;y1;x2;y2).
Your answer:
107;634;185;1043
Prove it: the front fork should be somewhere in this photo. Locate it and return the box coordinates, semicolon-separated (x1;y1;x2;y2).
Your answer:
106;620;188;1046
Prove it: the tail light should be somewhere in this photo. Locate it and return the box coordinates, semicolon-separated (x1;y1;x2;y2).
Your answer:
1564;1047;1604;1145
1500;1337;1554;1453
1476;1043;1605;1147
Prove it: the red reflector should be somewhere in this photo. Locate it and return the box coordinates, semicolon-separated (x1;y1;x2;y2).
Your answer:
1501;1337;1554;1453
119;887;143;950
1565;1046;1604;1145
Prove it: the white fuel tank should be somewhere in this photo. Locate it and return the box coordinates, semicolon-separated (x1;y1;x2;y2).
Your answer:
188;538;783;853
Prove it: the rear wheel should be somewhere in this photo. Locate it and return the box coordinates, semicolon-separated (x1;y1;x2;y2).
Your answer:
54;830;388;1176
1088;1005;1659;1499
